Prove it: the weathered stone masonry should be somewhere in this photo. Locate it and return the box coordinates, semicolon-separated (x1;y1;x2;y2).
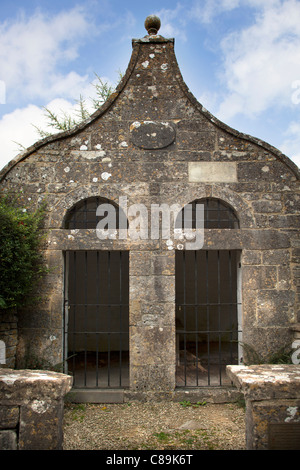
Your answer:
0;19;299;395
0;369;72;450
227;364;300;450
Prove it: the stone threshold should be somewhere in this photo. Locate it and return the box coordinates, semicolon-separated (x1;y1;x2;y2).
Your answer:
67;386;242;404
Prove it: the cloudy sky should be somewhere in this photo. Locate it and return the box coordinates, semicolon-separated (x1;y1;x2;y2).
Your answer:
0;0;300;171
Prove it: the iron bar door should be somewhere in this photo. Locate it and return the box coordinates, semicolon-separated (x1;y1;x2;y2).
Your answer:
175;250;242;387
64;250;129;389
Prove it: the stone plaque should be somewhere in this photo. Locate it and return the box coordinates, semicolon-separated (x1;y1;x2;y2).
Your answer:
268;423;300;450
188;162;237;182
130;121;175;149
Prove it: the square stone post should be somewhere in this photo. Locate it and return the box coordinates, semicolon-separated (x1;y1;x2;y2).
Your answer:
129;251;176;395
227;365;300;450
0;369;72;450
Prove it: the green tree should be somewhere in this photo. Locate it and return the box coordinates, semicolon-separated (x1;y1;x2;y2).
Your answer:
0;195;47;309
33;73;120;139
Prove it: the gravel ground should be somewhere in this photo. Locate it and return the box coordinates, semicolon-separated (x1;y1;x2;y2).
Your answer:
63;401;246;451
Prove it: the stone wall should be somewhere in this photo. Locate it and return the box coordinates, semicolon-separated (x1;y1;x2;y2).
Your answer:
227;365;300;450
0;23;299;393
0;368;72;450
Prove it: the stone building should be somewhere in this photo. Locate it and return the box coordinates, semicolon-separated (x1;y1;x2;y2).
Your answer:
0;16;299;400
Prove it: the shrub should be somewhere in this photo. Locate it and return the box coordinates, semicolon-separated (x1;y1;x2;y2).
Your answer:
0;194;47;309
241;342;293;365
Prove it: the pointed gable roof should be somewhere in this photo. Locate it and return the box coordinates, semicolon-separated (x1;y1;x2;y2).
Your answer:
1;15;299;181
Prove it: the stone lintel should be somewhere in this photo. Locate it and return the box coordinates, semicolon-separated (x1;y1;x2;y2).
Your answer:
44;229;290;251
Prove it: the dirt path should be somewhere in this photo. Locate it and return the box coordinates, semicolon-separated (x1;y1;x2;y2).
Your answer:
63;401;246;450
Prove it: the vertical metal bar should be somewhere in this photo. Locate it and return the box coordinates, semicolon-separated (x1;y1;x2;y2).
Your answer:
228;251;233;364
70;208;74;229
96;250;100;387
205;198;209;229
63;252;68;375
72;251;77;385
84;199;87;229
96;197;101;230
183;251;187;386
206;250;210;385
74;203;77;229
237;252;243;364
84;251;88;387
228;205;232;228
107;251;111;387
195;250;199;386
119;251;122;387
217;250;222;385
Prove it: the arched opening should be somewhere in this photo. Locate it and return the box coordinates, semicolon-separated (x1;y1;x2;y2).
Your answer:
63;197;129;389
64;196;127;230
175;198;242;387
175;197;239;229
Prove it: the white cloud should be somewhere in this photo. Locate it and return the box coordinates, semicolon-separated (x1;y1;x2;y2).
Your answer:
190;0;284;24
0;98;87;171
186;0;300;167
155;4;187;41
191;0;240;24
0;6;93;104
280;120;300;169
0;75;115;172
0;5;118;172
0;104;44;171
216;0;300;120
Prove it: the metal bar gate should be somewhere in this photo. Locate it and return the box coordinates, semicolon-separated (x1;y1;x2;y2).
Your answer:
64;250;129;389
175;249;242;387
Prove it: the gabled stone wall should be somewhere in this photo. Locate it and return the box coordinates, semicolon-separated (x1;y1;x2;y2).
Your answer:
0;20;299;393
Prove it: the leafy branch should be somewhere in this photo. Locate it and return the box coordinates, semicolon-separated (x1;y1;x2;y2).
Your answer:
34;71;122;139
0;194;48;309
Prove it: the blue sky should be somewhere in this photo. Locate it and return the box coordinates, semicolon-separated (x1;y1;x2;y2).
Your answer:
1;0;300;170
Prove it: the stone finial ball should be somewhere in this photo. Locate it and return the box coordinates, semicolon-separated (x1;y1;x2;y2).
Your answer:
144;15;161;35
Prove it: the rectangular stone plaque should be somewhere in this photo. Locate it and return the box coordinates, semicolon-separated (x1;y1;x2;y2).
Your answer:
268;423;300;450
188;162;237;182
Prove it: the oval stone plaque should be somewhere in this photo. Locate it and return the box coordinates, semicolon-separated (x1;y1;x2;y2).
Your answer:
130;121;175;149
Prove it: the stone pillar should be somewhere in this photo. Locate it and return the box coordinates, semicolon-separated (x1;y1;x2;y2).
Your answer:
0;369;72;450
129;251;176;395
16;249;64;369
227;365;300;450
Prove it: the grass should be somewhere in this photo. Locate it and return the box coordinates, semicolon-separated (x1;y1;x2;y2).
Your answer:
69;403;86;422
179;400;207;408
144;428;218;450
154;431;171;442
